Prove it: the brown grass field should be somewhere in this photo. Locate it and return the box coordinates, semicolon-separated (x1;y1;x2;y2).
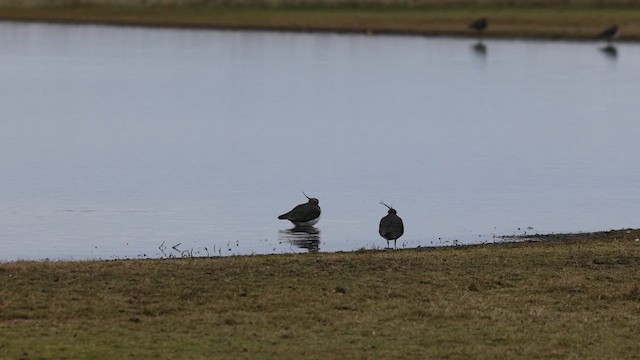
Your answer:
2;229;640;358
0;1;640;40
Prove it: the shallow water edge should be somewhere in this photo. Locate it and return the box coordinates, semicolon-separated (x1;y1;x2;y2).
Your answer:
3;228;638;263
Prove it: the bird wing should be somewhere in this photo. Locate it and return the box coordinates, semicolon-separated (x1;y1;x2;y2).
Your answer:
600;26;618;37
469;18;487;30
379;215;404;239
279;204;320;222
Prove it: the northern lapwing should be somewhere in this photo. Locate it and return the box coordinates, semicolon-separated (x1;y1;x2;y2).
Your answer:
600;25;620;45
469;17;488;36
379;202;404;249
278;193;321;227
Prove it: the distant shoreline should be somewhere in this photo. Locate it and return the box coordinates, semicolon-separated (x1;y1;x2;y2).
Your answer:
1;5;640;41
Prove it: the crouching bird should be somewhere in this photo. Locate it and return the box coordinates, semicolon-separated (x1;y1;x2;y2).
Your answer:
379;201;404;249
469;17;488;35
278;193;321;227
599;25;620;45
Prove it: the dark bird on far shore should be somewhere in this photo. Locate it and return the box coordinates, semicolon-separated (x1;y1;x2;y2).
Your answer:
278;193;321;227
469;17;488;35
600;25;620;44
379;202;404;249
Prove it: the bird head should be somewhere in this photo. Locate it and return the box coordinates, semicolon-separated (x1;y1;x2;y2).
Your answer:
304;192;319;205
380;201;397;214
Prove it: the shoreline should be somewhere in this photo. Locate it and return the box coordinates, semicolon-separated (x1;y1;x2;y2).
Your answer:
2;228;637;264
1;5;640;42
0;18;634;44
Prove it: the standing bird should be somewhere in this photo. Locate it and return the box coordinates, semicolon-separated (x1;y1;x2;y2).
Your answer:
278;193;321;227
469;17;489;36
379;202;404;249
600;25;620;45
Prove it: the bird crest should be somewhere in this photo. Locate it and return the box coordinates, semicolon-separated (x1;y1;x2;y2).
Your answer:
379;201;393;210
379;201;397;213
303;192;319;205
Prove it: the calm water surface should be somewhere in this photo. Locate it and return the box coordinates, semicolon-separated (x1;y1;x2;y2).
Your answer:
1;22;639;261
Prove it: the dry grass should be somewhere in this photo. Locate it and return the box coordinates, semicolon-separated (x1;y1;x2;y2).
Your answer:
2;229;640;358
1;4;640;40
3;0;640;7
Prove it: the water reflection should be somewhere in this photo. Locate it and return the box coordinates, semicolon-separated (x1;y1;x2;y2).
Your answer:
601;45;618;59
279;227;321;252
471;41;487;56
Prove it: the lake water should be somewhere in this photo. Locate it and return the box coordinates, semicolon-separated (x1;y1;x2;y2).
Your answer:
1;22;639;261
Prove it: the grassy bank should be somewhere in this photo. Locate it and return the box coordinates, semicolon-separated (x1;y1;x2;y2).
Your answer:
1;4;640;40
2;229;640;358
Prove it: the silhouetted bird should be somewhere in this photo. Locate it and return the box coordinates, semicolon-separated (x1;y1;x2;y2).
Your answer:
278;193;321;227
600;25;620;45
379;202;404;249
469;17;488;35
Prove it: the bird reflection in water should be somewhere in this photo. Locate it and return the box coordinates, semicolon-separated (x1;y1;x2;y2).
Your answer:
601;44;618;59
468;17;488;57
598;25;619;60
471;41;487;56
279;226;321;253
